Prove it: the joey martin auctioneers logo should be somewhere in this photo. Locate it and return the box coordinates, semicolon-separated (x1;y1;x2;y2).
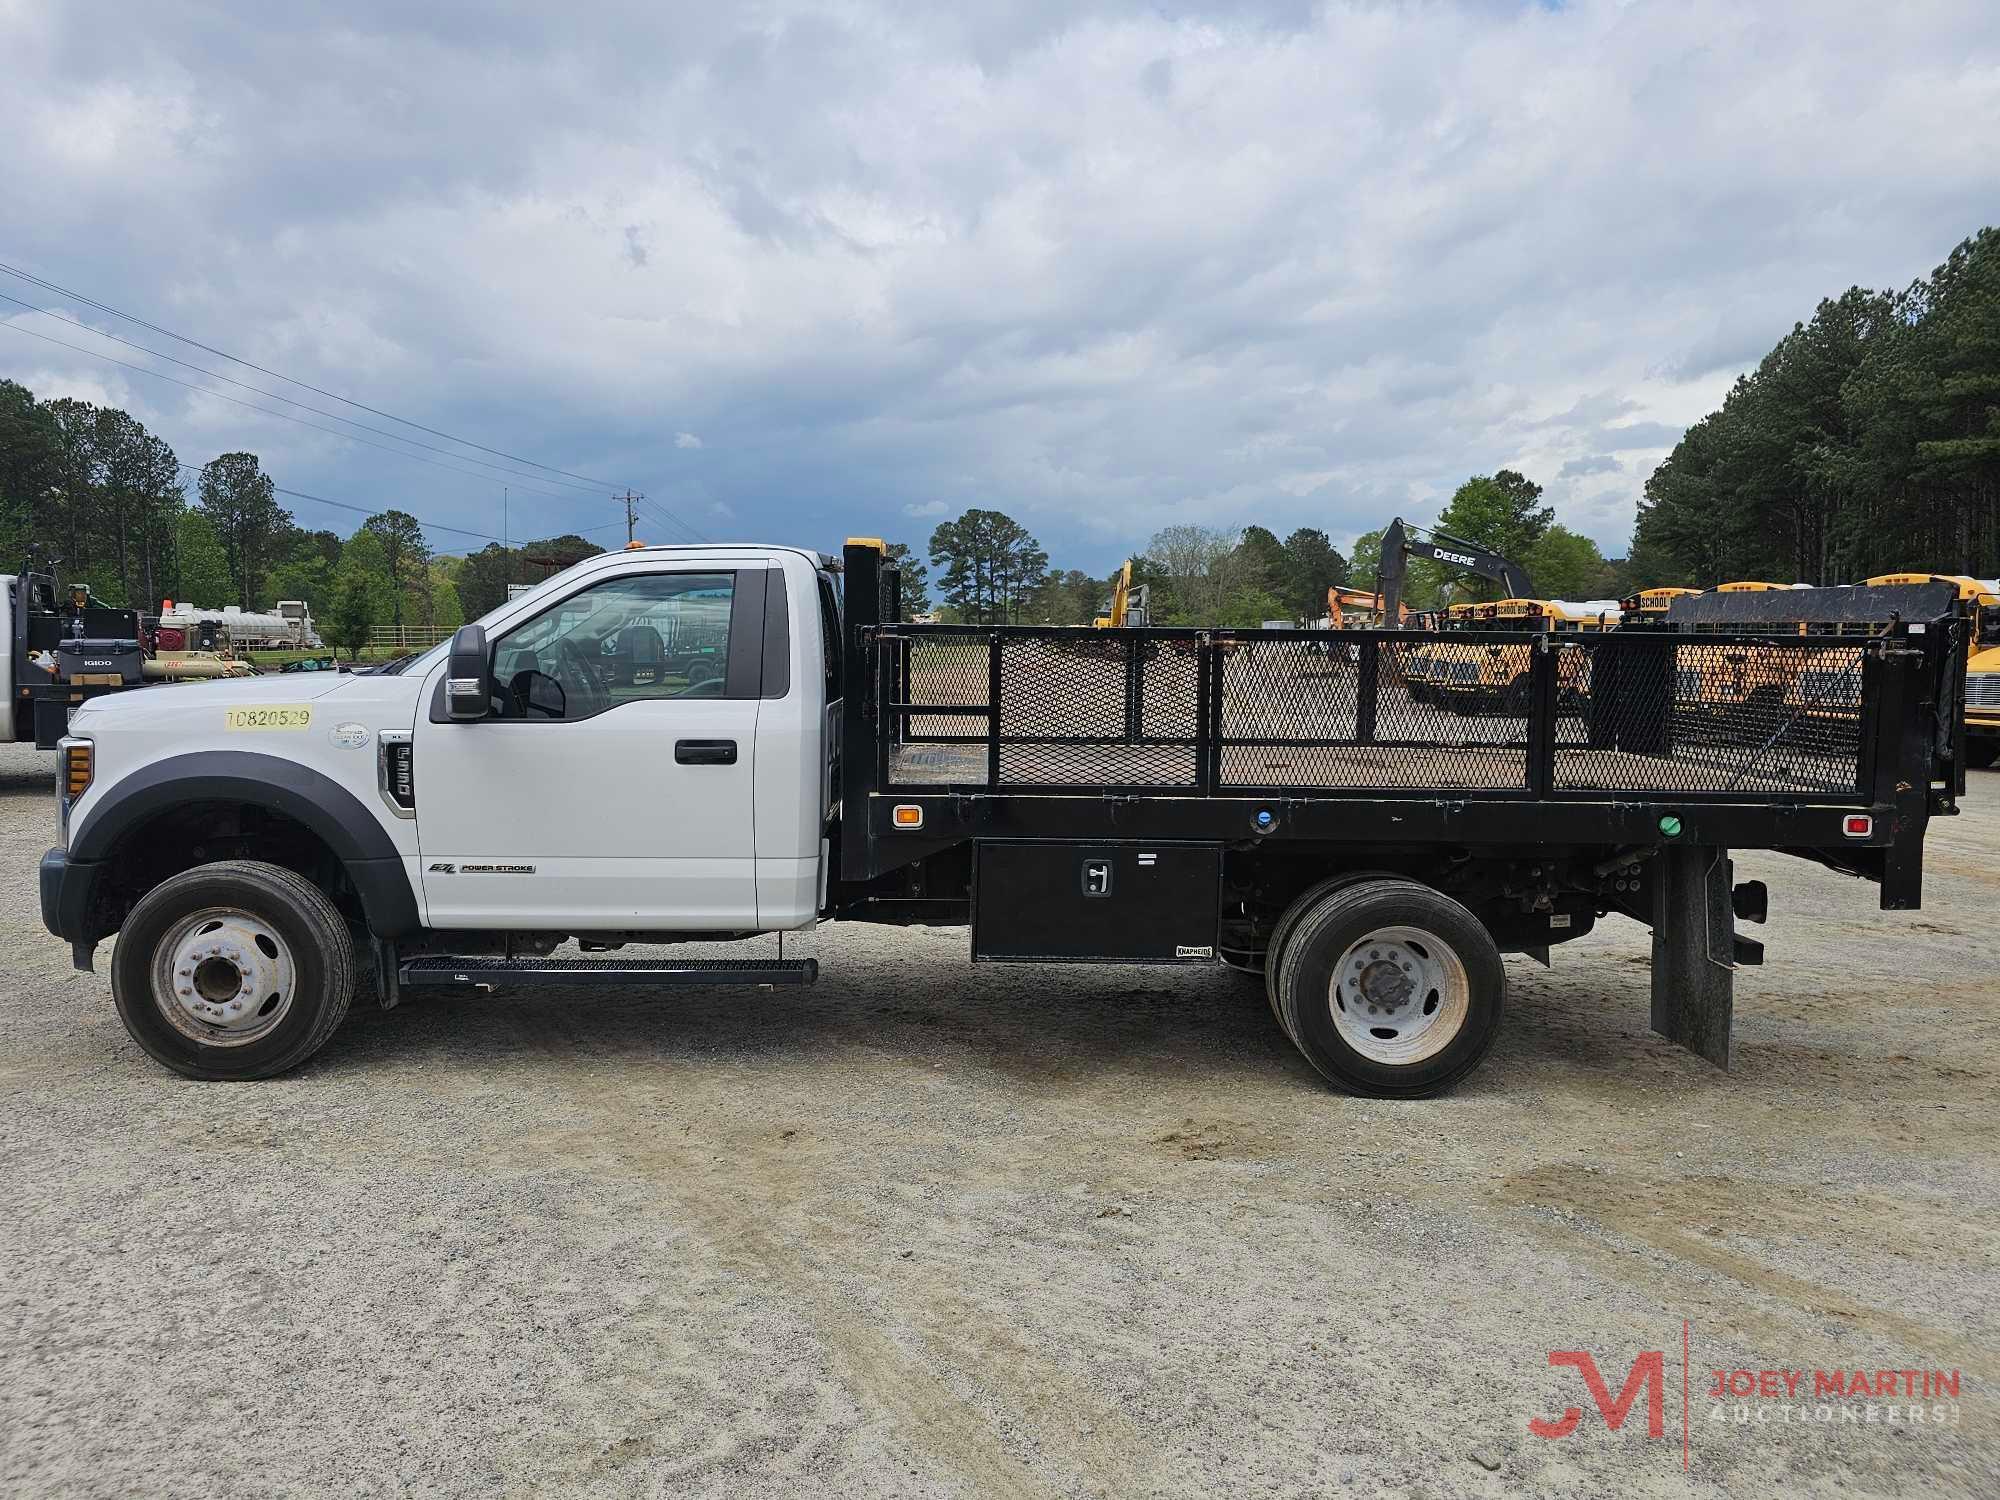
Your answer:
1528;1324;1963;1470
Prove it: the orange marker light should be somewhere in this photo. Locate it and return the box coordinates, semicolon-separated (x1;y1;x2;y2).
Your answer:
62;741;93;799
891;804;924;829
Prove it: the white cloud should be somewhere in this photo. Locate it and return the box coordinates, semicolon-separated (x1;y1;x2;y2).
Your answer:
2;1;1996;564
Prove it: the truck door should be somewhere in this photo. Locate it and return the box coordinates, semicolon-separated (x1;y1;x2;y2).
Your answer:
413;565;765;929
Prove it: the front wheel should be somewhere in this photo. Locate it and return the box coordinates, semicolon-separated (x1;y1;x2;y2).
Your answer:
1271;878;1504;1096
111;860;356;1080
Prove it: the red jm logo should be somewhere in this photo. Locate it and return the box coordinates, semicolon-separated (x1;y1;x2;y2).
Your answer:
1530;1351;1667;1440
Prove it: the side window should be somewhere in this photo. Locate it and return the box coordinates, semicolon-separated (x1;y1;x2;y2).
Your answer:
816;573;842;702
492;572;736;721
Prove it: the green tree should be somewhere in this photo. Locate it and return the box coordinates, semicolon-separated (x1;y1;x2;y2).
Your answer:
1523;525;1612;599
1632;228;2000;584
0;380;62;561
342;529;399;629
884;541;932;616
1432;471;1553;600
362;509;431;631
517;533;605;583
427;564;465;630
928;509;1049;623
172;511;235;607
263;531;340;615
1279;527;1348;619
455;544;517;618
1231;525;1289;595
324;571;376;660
1347;528;1384;591
1143;524;1243;623
42;397;106;585
197;453;289;609
92;408;182;609
1025;568;1101;624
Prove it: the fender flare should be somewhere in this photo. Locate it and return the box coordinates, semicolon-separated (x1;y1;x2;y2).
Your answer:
70;749;421;937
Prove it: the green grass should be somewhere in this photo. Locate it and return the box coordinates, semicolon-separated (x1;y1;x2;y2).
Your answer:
245;646;407;668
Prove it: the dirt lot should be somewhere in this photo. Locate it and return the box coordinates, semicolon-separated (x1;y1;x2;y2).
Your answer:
1;740;1994;1499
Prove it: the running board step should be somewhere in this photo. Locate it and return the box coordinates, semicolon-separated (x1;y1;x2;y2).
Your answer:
399;956;818;988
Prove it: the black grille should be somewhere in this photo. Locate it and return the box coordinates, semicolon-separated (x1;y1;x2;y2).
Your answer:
878;626;1878;799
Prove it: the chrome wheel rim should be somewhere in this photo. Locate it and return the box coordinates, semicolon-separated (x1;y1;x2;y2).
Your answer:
151;908;297;1047
1328;924;1469;1065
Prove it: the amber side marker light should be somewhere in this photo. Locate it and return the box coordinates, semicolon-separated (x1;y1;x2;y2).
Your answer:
62;741;93;799
891;804;924;829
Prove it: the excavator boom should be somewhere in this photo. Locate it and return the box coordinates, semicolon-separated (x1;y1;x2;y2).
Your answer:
1376;517;1534;624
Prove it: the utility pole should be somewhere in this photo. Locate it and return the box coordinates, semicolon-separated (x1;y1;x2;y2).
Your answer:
620;489;639;546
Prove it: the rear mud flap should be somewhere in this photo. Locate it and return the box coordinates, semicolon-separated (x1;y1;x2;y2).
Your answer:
1650;845;1736;1068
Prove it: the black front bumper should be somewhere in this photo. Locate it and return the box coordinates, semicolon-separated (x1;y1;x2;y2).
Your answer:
40;846;100;945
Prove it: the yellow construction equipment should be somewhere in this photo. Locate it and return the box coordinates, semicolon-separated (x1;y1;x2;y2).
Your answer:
1093;562;1149;627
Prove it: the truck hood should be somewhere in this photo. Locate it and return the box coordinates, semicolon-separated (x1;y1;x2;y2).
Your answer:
81;672;355;715
67;666;418;738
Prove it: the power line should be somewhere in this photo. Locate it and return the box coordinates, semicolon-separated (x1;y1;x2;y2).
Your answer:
4;319;592;502
0;290;609;496
174;457;638;551
172;459;504;543
278;486;504;542
635;493;707;543
0;259;634;492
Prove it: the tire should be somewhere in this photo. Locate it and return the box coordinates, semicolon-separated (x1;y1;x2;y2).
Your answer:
1261;870;1401;1042
1966;738;1998;771
111;860;356;1080
1272;878;1504;1097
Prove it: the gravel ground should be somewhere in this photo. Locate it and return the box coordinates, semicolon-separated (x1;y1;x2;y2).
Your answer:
1;739;1994;1499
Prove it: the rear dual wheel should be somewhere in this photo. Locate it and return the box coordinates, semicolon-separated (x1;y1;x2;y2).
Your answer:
1264;878;1504;1096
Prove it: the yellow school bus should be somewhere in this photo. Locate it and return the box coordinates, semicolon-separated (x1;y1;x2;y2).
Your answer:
1401;602;1484;705
1425;599;1622;712
1863;574;2000;766
1618;586;1701;626
1672;582;1818;713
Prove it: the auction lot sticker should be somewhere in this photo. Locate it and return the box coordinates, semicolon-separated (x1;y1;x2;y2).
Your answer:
224;705;314;731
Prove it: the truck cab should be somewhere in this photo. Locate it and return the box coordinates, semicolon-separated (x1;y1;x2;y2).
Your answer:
411;546;833;930
41;546;841;1077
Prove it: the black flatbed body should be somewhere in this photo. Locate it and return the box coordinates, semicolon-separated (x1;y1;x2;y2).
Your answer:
834;547;1968;915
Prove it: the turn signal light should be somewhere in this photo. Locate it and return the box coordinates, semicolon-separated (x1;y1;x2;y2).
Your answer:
1842;814;1873;838
891;804;924;829
61;741;92;800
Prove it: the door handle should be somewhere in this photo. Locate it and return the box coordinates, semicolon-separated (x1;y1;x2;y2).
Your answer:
675;739;738;765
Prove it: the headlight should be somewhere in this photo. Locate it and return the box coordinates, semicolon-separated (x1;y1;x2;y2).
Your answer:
57;736;92;847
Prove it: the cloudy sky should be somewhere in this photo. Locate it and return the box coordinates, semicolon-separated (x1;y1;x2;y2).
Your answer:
4;0;1998;572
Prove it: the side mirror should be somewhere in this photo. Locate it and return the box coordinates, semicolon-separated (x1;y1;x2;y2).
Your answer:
446;624;493;720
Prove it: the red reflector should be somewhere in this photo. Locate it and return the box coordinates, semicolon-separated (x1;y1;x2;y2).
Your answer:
1842;814;1873;837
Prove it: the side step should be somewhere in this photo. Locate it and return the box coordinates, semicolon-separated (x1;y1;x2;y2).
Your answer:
399;955;818;989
